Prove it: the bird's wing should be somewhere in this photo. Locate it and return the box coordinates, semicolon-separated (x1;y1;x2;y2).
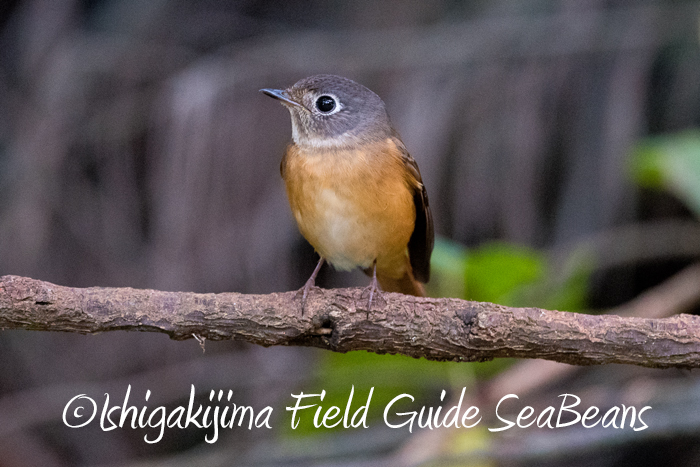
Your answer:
393;137;434;283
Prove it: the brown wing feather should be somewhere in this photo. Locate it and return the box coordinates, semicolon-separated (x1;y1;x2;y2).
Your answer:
392;137;434;283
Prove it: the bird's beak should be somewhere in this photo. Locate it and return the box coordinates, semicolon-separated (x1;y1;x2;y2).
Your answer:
260;88;304;109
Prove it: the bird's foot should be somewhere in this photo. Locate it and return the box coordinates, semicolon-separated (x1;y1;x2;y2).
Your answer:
296;257;325;315
360;261;385;315
360;284;386;315
295;276;320;315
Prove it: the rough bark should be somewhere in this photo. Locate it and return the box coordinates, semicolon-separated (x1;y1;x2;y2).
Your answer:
1;275;698;369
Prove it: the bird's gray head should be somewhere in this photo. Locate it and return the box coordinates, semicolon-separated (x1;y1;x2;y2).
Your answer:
261;74;393;149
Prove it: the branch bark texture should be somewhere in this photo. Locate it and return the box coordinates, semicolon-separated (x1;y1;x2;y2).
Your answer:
1;275;698;369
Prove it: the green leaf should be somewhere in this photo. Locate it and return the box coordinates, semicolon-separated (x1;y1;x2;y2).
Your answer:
465;242;544;306
427;237;469;298
430;237;589;310
630;130;700;217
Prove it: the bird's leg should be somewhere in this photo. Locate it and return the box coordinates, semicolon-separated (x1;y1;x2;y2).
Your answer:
363;259;384;314
298;257;324;315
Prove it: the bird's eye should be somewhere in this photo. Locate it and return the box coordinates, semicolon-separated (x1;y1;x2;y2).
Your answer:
315;95;336;113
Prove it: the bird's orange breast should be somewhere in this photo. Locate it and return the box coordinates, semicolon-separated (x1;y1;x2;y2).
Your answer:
282;139;416;279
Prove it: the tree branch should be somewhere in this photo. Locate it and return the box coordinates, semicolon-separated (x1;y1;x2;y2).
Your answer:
1;275;698;369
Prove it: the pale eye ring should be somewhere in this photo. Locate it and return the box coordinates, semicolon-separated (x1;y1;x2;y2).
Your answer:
315;95;340;114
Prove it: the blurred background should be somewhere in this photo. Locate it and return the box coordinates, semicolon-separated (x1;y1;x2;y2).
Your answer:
1;0;700;465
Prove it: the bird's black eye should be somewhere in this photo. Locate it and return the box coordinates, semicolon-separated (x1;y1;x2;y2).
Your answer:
316;95;336;113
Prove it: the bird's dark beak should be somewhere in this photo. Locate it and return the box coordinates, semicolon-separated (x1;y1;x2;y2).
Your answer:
260;88;304;109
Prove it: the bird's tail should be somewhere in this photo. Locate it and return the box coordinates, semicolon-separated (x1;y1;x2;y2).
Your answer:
377;269;425;297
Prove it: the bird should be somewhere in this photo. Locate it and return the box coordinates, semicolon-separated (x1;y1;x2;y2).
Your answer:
261;74;434;311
